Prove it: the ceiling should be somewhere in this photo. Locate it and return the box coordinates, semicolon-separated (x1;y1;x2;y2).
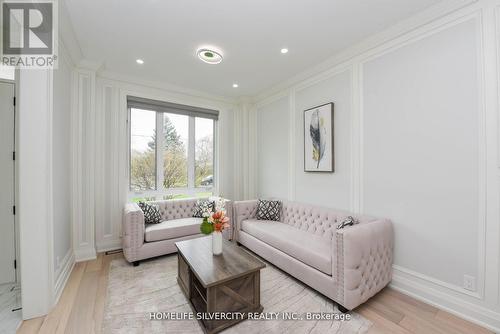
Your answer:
64;0;442;98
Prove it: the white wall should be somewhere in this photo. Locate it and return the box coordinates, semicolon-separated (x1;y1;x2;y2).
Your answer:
256;72;352;206
294;71;352;209
233;100;257;201
52;46;74;286
257;97;289;199
363;19;479;288
71;71;238;256
252;0;500;331
72;68;96;261
18;69;53;319
16;1;82;319
18;45;77;321
0;66;15;80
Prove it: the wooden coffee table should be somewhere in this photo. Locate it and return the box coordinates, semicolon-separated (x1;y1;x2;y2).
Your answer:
175;236;265;334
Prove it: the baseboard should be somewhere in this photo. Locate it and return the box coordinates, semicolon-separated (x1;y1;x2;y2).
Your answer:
96;238;122;252
74;245;97;262
392;264;481;298
53;251;75;305
391;269;500;333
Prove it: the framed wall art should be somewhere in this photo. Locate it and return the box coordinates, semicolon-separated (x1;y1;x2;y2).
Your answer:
303;102;334;172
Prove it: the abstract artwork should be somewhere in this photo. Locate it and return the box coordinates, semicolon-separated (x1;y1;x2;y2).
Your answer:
304;103;334;172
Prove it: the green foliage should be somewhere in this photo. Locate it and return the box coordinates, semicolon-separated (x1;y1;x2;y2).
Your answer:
195;192;212;198
163;147;187;188
131;114;214;192
130;150;155;191
148;116;184;151
195;135;213;187
131;196;156;203
161;194;190;200
200;218;214;235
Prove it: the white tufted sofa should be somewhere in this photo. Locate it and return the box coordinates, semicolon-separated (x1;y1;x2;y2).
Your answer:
123;198;233;265
233;200;393;311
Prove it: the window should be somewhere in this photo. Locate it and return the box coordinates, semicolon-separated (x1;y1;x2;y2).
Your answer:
128;97;217;201
195;117;214;188
161;113;189;189
130;109;156;191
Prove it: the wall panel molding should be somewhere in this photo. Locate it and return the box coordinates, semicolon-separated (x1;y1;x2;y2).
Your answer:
95;82;121;252
87;76;238;251
292;69;352;209
251;0;500;331
495;5;500;169
19;69;54;318
288;89;296;201
486;4;500;308
391;269;500;332
53;250;74;304
350;64;362;214
72;68;97;262
359;13;487;301
233;107;242;200
392;265;482;299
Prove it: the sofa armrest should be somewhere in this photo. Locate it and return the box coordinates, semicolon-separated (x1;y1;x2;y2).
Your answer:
218;198;233;240
122;203;145;263
233;200;258;241
334;219;394;310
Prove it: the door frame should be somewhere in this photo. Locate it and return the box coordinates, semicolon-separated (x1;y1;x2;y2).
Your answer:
0;78;19;284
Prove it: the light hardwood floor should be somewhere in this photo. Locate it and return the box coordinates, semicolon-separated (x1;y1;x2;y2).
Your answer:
17;252;493;334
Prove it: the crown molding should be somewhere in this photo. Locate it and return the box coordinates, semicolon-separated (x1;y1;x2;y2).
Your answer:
59;0;83;66
252;0;479;103
77;59;105;72
97;69;238;107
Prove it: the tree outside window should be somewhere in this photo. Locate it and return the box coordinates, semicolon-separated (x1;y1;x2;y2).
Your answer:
195;117;214;188
129;108;215;200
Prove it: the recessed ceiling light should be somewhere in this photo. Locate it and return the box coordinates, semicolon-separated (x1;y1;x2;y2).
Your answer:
197;47;223;64
280;48;289;54
232;83;238;88
136;59;144;64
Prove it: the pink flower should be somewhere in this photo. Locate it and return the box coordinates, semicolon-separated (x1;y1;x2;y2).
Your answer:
209;210;230;232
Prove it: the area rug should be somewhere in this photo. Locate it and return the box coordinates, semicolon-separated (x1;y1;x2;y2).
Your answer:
102;254;372;334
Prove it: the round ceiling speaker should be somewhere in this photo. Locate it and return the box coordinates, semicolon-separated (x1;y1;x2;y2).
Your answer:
197;47;223;64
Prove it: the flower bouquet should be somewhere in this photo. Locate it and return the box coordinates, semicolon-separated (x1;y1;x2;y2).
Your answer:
200;209;230;255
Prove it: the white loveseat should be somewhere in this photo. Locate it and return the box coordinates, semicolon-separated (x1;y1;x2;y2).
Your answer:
234;200;393;311
123;198;232;266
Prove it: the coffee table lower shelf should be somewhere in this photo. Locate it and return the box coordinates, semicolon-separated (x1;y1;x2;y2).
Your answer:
177;253;263;334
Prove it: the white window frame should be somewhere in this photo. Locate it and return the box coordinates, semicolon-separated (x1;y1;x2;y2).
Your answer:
127;107;217;200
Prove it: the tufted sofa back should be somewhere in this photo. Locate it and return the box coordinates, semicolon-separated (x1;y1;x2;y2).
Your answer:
149;198;200;221
281;201;377;239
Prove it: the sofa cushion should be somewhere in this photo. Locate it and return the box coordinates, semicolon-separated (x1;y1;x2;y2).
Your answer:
145;218;203;242
241;219;332;275
138;202;162;224
192;199;215;218
256;199;282;221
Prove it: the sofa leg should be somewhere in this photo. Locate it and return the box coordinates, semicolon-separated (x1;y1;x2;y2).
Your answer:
337;304;349;313
236;241;242;247
133;261;140;267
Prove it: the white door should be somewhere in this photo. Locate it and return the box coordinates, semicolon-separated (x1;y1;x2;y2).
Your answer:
0;81;15;284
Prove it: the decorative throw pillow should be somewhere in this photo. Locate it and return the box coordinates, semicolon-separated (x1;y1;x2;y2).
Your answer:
192;199;215;218
336;216;359;229
138;202;162;224
256;199;282;221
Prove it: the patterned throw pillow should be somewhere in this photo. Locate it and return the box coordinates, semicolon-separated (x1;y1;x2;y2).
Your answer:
138;202;162;224
192;200;215;218
256;199;282;221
